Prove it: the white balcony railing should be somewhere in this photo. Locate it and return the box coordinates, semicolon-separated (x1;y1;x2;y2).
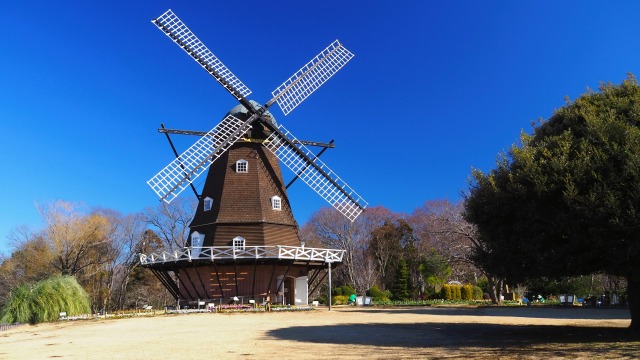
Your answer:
139;245;344;266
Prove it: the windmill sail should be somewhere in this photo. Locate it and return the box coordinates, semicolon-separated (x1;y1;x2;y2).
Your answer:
148;114;251;203
270;40;354;116
264;124;367;221
149;9;366;221
152;9;252;100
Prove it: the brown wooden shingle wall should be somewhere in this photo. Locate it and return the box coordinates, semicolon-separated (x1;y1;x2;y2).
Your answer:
189;140;301;247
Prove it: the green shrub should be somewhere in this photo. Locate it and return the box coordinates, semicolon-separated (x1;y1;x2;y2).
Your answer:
0;275;90;324
332;295;350;305
313;295;328;305
461;284;474;301
341;285;356;296
450;284;461;300
476;277;490;293
373;298;393;305
472;286;483;300
333;285;355;297
367;286;390;302
440;284;452;300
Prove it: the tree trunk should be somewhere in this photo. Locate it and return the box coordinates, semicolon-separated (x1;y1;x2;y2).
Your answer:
488;276;497;304
487;276;502;305
628;276;640;331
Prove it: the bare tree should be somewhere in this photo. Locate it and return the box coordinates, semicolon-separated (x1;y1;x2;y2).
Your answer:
84;208;148;312
368;219;412;291
37;200;111;276
111;214;150;310
144;197;196;250
2;225;56;285
0;232;56;305
0;200;178;312
408;199;505;303
300;206;392;294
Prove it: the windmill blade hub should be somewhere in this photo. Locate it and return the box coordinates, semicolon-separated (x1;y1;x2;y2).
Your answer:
226;100;277;127
225;100;277;142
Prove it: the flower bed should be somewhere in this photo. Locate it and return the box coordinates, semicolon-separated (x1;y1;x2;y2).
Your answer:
270;305;314;312
372;299;522;306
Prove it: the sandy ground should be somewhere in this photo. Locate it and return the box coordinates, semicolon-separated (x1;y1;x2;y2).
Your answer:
0;306;637;359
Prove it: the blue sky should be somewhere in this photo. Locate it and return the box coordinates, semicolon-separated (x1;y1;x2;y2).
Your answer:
1;1;640;253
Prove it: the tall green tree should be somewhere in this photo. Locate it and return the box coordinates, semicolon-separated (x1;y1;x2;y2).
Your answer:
391;259;411;301
465;75;640;330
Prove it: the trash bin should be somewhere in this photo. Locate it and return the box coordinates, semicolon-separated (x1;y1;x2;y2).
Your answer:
560;294;577;306
356;296;372;306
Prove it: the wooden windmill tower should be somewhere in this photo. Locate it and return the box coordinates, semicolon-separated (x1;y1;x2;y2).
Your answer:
140;9;367;307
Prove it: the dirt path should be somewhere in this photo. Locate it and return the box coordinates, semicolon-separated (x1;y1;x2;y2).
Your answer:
0;306;637;359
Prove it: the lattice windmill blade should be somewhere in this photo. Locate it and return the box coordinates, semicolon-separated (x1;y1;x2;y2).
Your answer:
268;40;354;116
263;124;367;221
152;9;252;100
147;114;252;203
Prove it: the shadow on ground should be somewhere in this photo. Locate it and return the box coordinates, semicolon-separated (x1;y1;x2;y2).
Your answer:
265;322;639;357
345;306;631;320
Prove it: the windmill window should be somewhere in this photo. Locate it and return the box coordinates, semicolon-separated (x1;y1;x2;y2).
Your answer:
271;196;282;211
233;236;246;250
191;231;204;248
203;197;213;211
236;159;248;173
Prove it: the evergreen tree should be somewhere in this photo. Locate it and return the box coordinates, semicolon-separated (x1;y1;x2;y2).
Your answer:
392;259;412;300
465;75;640;331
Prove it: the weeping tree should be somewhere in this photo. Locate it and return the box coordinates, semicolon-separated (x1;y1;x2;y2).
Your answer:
465;75;640;331
1;275;90;324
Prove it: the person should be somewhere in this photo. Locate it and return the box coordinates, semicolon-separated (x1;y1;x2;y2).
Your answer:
348;293;357;305
265;293;271;313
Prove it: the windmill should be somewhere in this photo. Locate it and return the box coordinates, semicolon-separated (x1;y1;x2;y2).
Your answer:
140;9;367;307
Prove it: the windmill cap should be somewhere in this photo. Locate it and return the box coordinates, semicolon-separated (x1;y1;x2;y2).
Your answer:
226;100;277;126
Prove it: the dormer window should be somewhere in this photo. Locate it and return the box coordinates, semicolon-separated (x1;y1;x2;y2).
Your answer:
233;236;245;250
203;197;213;211
271;196;282;211
236;159;248;173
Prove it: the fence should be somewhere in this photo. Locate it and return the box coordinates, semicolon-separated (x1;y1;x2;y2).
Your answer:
0;323;23;332
140;245;345;266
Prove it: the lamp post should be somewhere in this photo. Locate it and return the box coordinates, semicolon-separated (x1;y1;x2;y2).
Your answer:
327;260;333;311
